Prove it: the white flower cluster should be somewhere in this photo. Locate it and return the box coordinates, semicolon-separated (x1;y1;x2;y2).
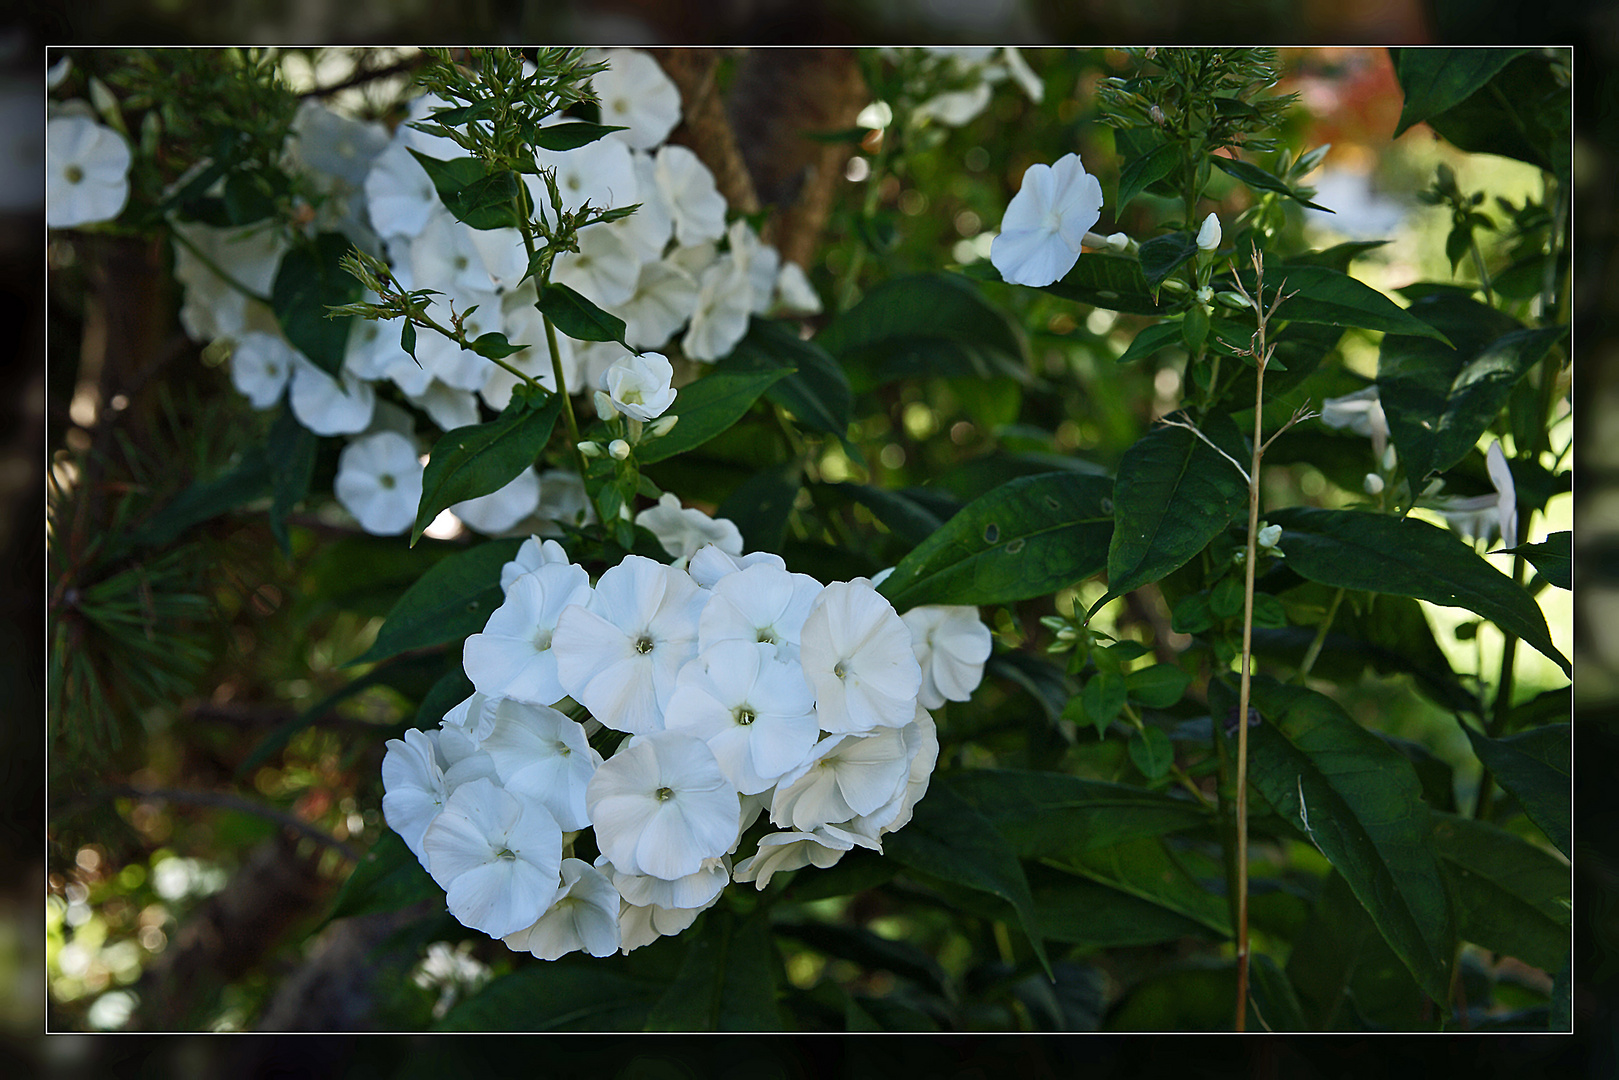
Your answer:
159;49;822;538
381;539;992;958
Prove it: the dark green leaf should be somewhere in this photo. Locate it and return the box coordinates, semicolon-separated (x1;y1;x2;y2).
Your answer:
132;444;272;549
1502;531;1570;590
1249;954;1310;1033
724;318;855;450
351;538;523;666
815;272;1025;387
1126;663;1191;708
635;368;792;465
772;920;947;996
944;769;1208;861
324;829;441;925
716;461;800;553
1431;812;1569;971
530;121;627;151
1287;870;1427;1030
1398;52;1569;180
1030;867;1219;948
877;472;1113;611
414;666;474;730
1245;679;1455;1002
817;482;945;547
1103;410;1248;602
643;908;782;1031
1139;232;1198;291
1390;48;1527;136
272;231;360;376
436;963;662;1031
1230;264;1451;344
1117;140;1180;212
407;150;521;230
885;783;1051;978
1054;837;1231;939
1044;253;1169;316
1082;670;1127;735
537;282;628;346
1464;723;1570;857
1129;727;1175;779
400;319;417;360
468;332;526;360
413;391;562;544
1265;507;1568;674
1116;321;1182;365
1288;240;1390;273
1212;155;1332;211
781;847;896;902
266;405;316;557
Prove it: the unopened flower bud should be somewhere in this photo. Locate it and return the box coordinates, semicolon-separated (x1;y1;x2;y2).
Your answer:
1364;473;1385;495
1257;523;1282;549
609;439;631;460
1197;212;1222;252
593;390;616;419
1149;104;1165;125
1106;232;1130;252
1382;443;1398;472
1055;627;1078;641
1160;278;1190;294
1216;290;1252;309
577;440;603;458
649;414;679;438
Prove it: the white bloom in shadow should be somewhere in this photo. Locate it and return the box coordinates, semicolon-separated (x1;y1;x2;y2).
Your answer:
503;858;621;960
229;331;297;409
635;493;743;565
687;544;787;589
47;115;131;228
290;357;376;436
451;468;542;536
732;825;876;890
423;778;564;939
769;727;914;833
382;726;498;869
590;48;682;151
902;605;993;708
653;145;727;246
799;580;922;732
990;153;1104;287
586;731;740;880
335;431;424;536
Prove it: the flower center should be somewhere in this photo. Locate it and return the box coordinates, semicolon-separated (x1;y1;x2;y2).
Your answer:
554;740;570;757
454;255;469;271
495;846;517;860
756;628;778;645
533;627;553;652
634;635;655;654
655;786;674;802
734;706;756;727
64;164;84;184
832;661;848;680
378;473;396;490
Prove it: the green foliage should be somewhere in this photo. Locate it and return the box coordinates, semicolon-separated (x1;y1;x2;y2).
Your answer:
412;389;563;544
271;232;361;376
635;369;793;464
351;539;523;666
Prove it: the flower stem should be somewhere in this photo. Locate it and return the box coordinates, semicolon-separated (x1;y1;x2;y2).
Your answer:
1296;587;1346;683
168;225;274;306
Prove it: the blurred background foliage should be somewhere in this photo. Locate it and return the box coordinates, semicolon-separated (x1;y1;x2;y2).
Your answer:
8;0;1614;1071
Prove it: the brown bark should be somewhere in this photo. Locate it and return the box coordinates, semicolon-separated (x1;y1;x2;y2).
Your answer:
648;48;760;216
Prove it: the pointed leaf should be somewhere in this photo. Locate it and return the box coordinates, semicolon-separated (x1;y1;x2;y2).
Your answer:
537;281;628;346
266;405;316;557
351;538;523;666
1230;264;1451;344
1055;836;1232;939
817;482;945;547
1212;155;1332;211
877;472;1114;611
1502;531;1570;590
1030;868;1219;948
1139;232;1198;291
324;829;441;925
1390;48;1527;136
1265;507;1567;674
530;120;627;152
1125;663;1192;709
1286;870;1427;1030
1104;410;1249;602
1128;727;1174;779
1117;140;1180;212
272;231;360;376
413;390;562;544
725;318;855;450
1430;812;1569;971
1245;679;1455;1003
407;150;521;230
1464;723;1570;857
1043;253;1169;316
634;368;792;464
1116;321;1183;365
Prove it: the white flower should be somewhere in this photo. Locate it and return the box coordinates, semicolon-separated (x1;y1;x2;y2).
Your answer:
999;47;1044;104
618;151;677;262
442;691;500;744
845;708;937;840
450;467;543;536
531;136;638;218
1319;386;1389;461
612;259;700;350
405;380;481;433
634;493;743;565
229;331;297;409
423;777;564;939
990;153;1104;288
364;138;440;241
726;220;781;316
1364;473;1386;496
697;562;823;661
343;303;404;381
769;727;915;833
586;731;740;880
533;469;597;537
553;221;644;309
773;261;822;316
381;727;497;869
653;145;727;246
47;115;130;228
290;100;389;189
914;84;993;127
902;605;993;709
411;210;520;299
289;358;376;436
664;639;821;795
687;545;787;589
1425;440;1518;546
464;561;594;709
478;698;602;831
733;826;875;890
603;853;720;953
799;580;923;733
604;352;677;421
604;855;729;911
500;535;572;593
503;858;621;960
552;555;707;734
683;255;752;361
590;48;682;152
170;221;287;343
335;431;425;536
1197;212;1222;252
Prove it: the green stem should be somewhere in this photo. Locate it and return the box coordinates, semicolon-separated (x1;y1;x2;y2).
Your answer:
836;117;897;310
1467;230;1495;308
513;179;588;479
168;225;274;306
1296;587;1346;682
1475;553;1526;821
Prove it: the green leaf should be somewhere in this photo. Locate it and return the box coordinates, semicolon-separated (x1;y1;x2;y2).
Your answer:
1128;727;1174;779
323;829;441;925
537;282;628;346
1103;410;1248;602
468;332;526;360
1393;51;1568;180
885;782;1052;978
817;482;945;547
1503;532;1570;590
413;391;563;544
1116;321;1182;365
132;442;272;550
1125;663;1191;708
1055;837;1231;939
1287;870;1427;1030
643;908;782;1031
1230;264;1451;344
351;538;523;666
400;319;417;360
876;472;1113;611
1211;155;1331;211
407;150;521;230
1264;507;1568;674
1139;232;1198;291
266;405;316;557
1082;670;1127;735
1245;679;1455;1003
1043;253;1169;316
635;368;792;464
1464;723;1570;857
530;120;627;152
943;769;1209;862
1390;48;1527;136
1430;812;1569;971
1117;140;1180;212
716;461;800;553
436;963;662;1031
414;666;474;730
1288;240;1390;273
724;318;855;450
1030;867;1220;948
272;231;360;376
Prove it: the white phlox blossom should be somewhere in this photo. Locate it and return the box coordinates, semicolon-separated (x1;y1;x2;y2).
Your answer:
478;697;602;831
634;493;744;565
364;138;441;241
405;380;481;433
618;152;678;261
450;467;543;536
991;153;1105;288
532;469;597;537
531;135;638;217
289;100;390;190
442;691;500;744
381;726;498;869
663;639;821;795
343;303;404;382
697;562;823;661
773;261;823;316
845;709;938;841
289;357;377;436
687;544;787;589
464;561;594;708
1196;212;1222;252
334;431;425;536
1319;386;1390;461
605;855;730;912
799;580;924;733
229;331;298;409
500;535;572;593
726;219;781;316
590;49;682;151
683;254;753;361
552;221;644;309
422;777;564;939
653;144;728;246
1424;440;1518;546
47;114;131;228
902;605;994;709
612;259;700;350
585;730;740;880
769;726;915;833
732;825;876;890
552;555;706;734
603;351;677;421
171;221;287;343
503;858;622;960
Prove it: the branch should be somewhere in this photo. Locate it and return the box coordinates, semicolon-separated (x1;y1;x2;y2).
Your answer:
106;784;363;863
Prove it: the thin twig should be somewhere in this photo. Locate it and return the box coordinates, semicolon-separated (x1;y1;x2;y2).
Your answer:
105;784;363;862
1158;415;1251;485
